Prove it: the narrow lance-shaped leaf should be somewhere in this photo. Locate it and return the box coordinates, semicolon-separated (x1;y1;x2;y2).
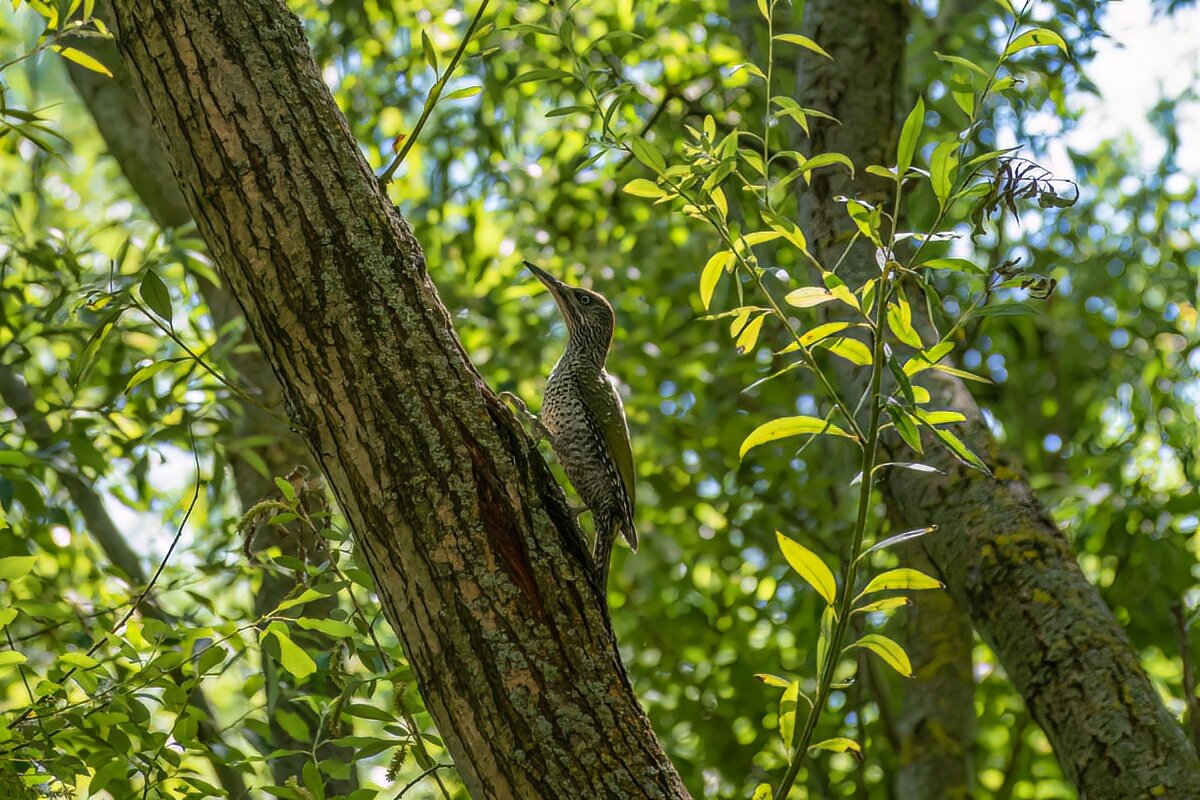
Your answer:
809;737;863;760
779;679;801;749
853;596;912;615
855;525;939;564
773;33;832;59
741;416;855;458
1004;28;1069;58
896;96;925;175
852;633;914;678
855;568;944;602
700;251;734;310
776;532;837;605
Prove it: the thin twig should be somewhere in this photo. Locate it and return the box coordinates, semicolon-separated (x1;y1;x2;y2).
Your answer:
379;0;492;186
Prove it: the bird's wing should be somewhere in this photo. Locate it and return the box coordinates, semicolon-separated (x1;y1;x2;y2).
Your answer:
587;373;636;513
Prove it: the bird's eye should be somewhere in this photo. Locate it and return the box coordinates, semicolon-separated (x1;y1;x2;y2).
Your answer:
577;293;592;305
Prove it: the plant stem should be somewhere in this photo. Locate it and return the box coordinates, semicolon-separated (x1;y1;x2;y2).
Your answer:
774;261;893;799
378;0;491;186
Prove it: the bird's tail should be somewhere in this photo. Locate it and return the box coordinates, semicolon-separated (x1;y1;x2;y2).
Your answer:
593;510;638;586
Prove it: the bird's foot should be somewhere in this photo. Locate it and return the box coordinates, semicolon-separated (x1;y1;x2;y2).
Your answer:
499;391;550;443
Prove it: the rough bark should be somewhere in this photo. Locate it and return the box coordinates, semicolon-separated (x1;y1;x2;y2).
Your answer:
894;553;975;799
62;20;359;792
0;365;250;799
794;0;1200;796
105;1;690;797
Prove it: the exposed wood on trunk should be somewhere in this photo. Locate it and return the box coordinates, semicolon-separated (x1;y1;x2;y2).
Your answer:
106;1;690;796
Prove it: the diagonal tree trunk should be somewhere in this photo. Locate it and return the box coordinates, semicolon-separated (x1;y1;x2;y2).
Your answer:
105;1;690;797
61;18;361;792
793;0;1200;796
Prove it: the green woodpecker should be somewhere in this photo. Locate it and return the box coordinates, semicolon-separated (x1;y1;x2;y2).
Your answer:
515;260;637;585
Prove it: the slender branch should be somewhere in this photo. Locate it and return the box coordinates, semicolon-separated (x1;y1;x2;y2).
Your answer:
378;0;491;186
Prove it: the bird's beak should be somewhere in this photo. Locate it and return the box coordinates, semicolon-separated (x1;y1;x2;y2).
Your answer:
523;259;569;305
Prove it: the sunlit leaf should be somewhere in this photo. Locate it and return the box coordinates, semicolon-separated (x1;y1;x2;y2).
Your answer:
853;596;912;615
776;532;837;605
51;45;112;77
809;737;863;759
856;526;939;563
0;556;36;581
754;673;791;689
740;416;854;458
852;633;914;677
623;179;665;199
856;568;944;600
896;96;925;174
1004;28;1069;58
779;679;800;749
773;33;832;59
700;251;734;310
139;270;172;324
819;337;873;366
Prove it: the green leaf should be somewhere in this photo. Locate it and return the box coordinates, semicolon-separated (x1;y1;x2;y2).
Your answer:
295;618;358;639
0;609;15;629
629;137;666;174
914;410;966;425
0;651;28;667
0;556;37;581
785;287;840;309
272;587;330;614
735;313;765;354
752;784;773;800
443;86;483;101
853;596;912;615
776;532;837;605
1004;28;1069;58
266;624;317;680
700;251;734;310
421;30;439;73
779;679;800;749
816;604;836;674
545;104;591;118
740;416;854;458
886;406;924;454
51;45;112;77
623;178;665;199
754;673;791;689
59;651;99;669
772;33;832;59
933;427;991;473
809;737;863;759
917;257;985;274
929;140;959;209
800;152;854;178
139;270;172;324
886;293;924;349
778;321;855;353
125;359;181;393
852;633;914;677
896;97;925;175
856;526;939;563
512;68;574;85
0;451;34;467
934;52;989;78
856;568;944;601
274;476;297;502
819;337;873;366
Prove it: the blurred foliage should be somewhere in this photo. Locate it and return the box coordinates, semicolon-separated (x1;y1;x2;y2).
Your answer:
0;0;1198;798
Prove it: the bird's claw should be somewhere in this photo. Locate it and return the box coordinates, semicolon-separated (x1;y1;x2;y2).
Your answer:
499;391;549;444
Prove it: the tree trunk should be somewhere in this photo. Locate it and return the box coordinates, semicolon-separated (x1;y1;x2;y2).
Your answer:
794;0;1200;796
62;18;361;792
106;1;690;797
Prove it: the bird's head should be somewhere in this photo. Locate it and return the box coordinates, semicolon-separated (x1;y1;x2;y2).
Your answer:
523;260;615;354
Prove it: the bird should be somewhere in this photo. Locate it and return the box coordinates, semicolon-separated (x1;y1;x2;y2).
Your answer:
504;259;637;586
